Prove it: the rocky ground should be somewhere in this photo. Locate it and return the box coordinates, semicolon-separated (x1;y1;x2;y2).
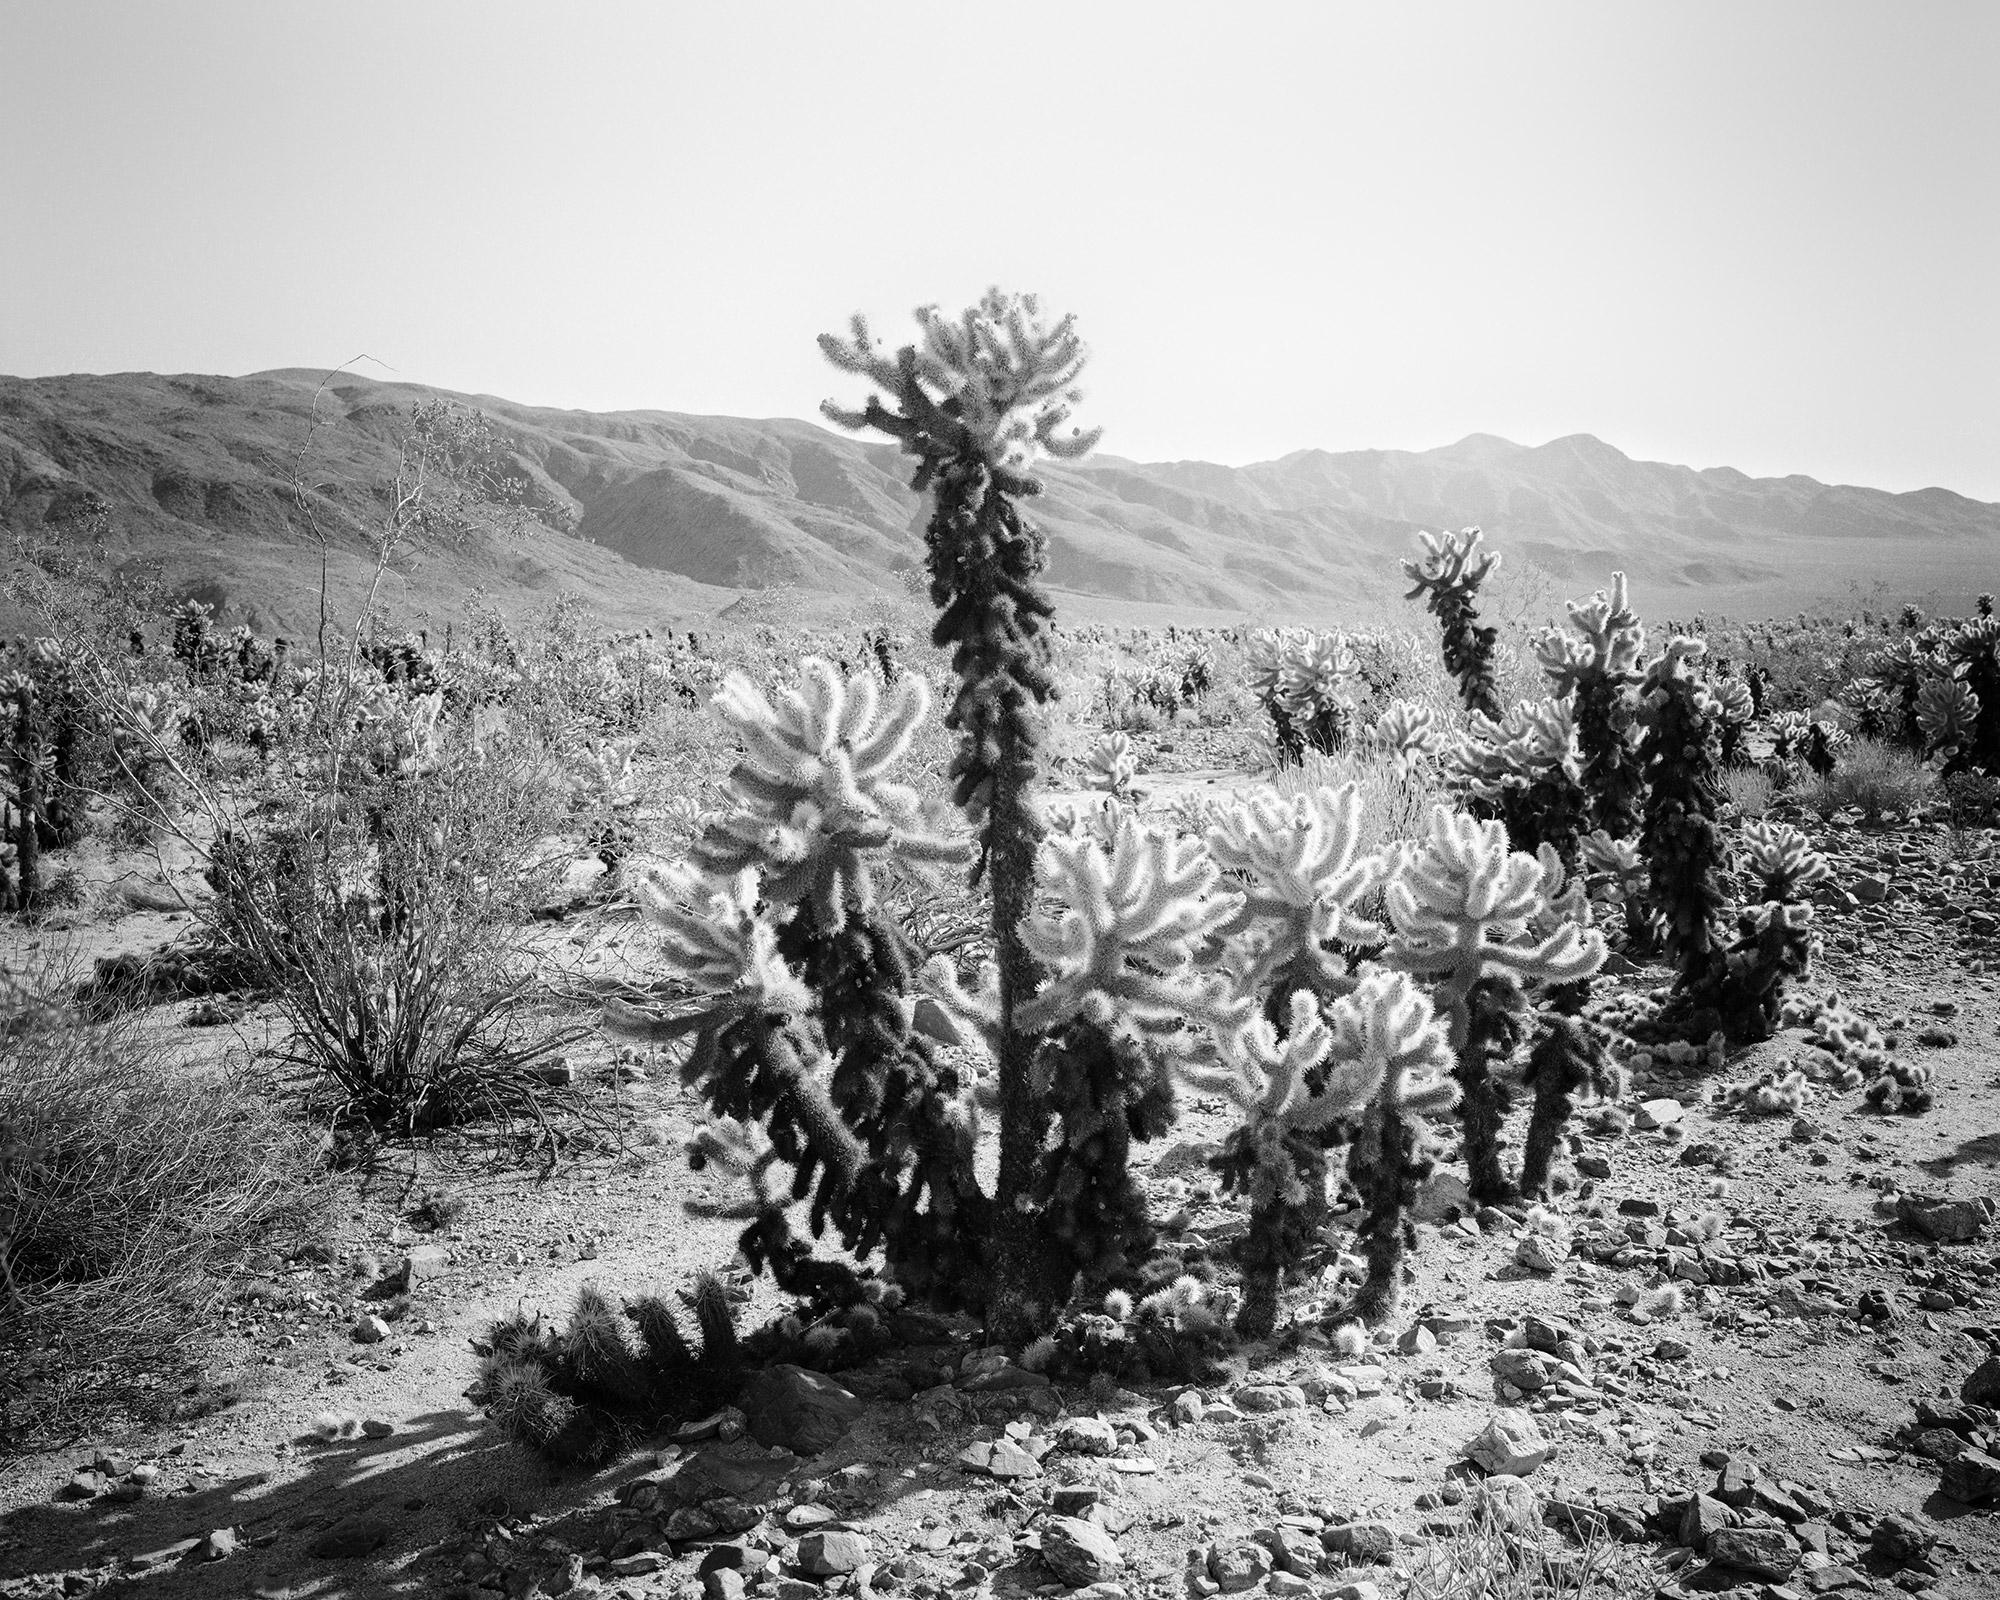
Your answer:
2;802;1997;1600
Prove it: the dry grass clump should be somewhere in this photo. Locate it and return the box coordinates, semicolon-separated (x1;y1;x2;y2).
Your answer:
1272;746;1446;857
0;962;330;1448
1723;765;1775;819
1798;736;1930;823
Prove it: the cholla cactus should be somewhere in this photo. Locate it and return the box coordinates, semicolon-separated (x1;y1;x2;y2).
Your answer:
1637;638;1730;1006
1370;698;1443;772
1518;1012;1622;1198
1537;573;1648;836
1445;697;1588;862
474;1273;746;1464
1186;988;1388;1337
1768;711;1847;779
642;866;811;1017
1018;811;1240;1295
1082;730;1139;798
579;734;641;875
1342;970;1460;1325
693;658;966;929
1581;827;1658;952
1403;527;1503;721
1246;629;1359;762
1712;677;1754;767
823;293;1098;1324
1205;783;1388;1001
1737;820;1829;904
1385;807;1605;1202
1917;676;1980;762
1275;631;1360;754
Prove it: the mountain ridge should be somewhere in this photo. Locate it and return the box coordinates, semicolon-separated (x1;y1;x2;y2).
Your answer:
2;368;1993;638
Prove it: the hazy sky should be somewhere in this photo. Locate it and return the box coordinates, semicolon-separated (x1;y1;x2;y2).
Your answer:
4;2;1995;497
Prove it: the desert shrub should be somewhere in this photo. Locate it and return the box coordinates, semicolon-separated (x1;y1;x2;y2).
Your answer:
204;721;583;1142
1723;765;1775;820
1944;769;2000;830
1797;736;1929;823
0;966;329;1446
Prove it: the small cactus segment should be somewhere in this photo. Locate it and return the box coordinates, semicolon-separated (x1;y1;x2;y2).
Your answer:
1403;527;1503;722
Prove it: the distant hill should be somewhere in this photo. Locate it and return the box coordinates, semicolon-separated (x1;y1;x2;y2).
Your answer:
3;369;1995;638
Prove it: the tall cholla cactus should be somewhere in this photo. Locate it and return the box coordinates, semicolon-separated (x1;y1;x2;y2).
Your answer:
1016;811;1244;1297
1536;573;1647;837
1580;827;1658;953
1340;970;1460;1325
1384;808;1606;1203
1445;696;1589;863
1187;988;1388;1339
1403;527;1503;722
1205;784;1387;1003
645;657;985;1307
1636;638;1730;1012
822;291;1099;1320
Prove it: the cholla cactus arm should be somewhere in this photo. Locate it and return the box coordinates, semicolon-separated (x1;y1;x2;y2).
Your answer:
1205;783;1388;1001
694;658;969;927
641;865;811;1017
1018;809;1245;1042
1384;807;1605;1043
1737;820;1829;904
1082;731;1139;797
1370;698;1442;771
1581;827;1658;952
1341;970;1460;1326
1402;527;1503;721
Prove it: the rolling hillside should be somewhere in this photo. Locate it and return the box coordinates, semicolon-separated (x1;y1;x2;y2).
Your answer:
2;368;1994;638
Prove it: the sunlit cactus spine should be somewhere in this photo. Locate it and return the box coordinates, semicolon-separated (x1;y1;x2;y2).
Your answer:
1384;807;1606;1204
822;290;1099;1327
1537;573;1647;836
1342;970;1460;1325
1403;527;1503;722
1185;988;1386;1338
